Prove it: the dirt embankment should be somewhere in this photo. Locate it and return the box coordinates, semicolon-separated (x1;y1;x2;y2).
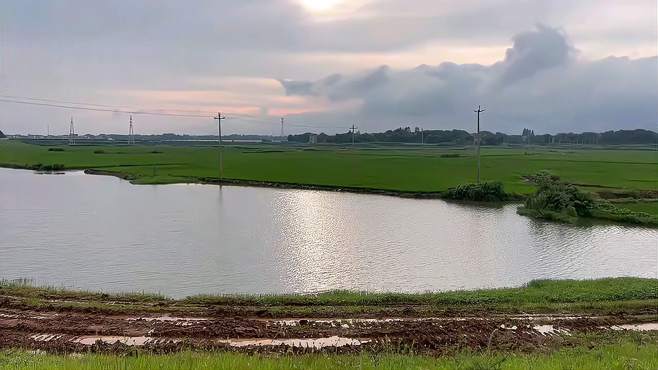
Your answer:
1;306;656;355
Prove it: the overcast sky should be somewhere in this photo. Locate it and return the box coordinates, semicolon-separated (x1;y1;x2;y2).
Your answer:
0;0;656;135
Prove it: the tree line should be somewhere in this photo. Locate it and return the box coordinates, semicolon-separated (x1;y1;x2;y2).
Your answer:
287;128;658;145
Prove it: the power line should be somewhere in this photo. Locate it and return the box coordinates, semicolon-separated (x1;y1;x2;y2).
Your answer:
0;94;253;117
0;97;213;118
0;95;356;132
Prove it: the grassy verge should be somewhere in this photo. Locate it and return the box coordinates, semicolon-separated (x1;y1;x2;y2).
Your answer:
1;336;657;369
1;140;657;195
612;200;658;217
2;278;657;316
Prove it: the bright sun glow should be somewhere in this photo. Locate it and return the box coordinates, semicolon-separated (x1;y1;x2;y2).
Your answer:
300;0;342;13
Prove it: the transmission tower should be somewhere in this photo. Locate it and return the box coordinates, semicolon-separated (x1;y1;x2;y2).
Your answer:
280;117;284;139
350;124;358;145
68;117;75;145
128;115;135;144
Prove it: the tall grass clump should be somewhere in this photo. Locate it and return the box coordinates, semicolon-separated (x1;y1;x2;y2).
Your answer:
441;182;510;202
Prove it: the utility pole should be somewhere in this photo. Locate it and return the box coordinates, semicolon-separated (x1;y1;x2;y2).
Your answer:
280;117;284;140
474;105;485;183
214;112;227;181
68;117;75;145
350;124;358;145
128;115;134;145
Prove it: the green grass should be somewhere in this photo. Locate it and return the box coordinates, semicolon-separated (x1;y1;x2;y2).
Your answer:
2;278;657;316
2;339;657;369
614;201;658;217
1;141;657;195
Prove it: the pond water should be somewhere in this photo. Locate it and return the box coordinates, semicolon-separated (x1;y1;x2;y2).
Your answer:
0;168;656;298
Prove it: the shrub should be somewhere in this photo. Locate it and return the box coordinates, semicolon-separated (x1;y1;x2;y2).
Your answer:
442;182;509;202
31;163;65;171
93;149;106;154
48;147;65;152
522;171;594;218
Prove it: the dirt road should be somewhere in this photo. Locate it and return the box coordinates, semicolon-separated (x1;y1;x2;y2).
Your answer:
2;306;655;354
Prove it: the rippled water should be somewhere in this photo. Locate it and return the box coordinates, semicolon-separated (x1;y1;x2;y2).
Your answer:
0;168;656;297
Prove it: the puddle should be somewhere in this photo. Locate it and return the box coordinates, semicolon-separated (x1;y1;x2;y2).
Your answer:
73;336;154;346
272;315;593;328
126;316;208;326
610;323;658;332
217;336;369;349
31;334;177;346
30;334;64;342
532;325;570;335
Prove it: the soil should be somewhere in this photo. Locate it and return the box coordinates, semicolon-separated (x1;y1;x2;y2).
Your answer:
1;305;655;355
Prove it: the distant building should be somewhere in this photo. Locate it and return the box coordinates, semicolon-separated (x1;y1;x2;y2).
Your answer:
308;134;318;144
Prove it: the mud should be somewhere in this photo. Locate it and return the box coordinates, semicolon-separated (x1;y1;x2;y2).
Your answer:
1;307;656;355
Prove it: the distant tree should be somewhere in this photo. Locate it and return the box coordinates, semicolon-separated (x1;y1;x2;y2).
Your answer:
0;130;5;138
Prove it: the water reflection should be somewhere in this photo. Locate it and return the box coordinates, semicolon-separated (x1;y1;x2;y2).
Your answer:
0;168;656;298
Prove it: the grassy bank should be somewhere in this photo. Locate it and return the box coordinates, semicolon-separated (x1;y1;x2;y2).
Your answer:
2;278;657;316
613;200;658;217
2;338;657;369
0;141;657;195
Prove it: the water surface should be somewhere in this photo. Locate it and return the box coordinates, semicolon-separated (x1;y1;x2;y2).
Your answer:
1;168;656;297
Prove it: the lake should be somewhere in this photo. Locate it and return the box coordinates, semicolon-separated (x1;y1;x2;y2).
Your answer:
0;168;656;298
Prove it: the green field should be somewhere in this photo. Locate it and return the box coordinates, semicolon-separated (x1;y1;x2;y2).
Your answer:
0;141;657;196
2;339;657;370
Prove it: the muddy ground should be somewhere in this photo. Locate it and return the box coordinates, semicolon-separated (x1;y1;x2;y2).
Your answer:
1;304;656;355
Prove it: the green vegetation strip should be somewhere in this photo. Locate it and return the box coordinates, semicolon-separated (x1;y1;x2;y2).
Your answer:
2;278;657;316
2;339;657;369
1;141;657;195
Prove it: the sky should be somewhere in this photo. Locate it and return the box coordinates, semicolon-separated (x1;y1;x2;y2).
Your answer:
0;0;656;136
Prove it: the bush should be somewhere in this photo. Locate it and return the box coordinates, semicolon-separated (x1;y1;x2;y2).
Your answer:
93;149;106;154
442;182;509;202
48;147;65;152
31;163;65;171
522;171;594;218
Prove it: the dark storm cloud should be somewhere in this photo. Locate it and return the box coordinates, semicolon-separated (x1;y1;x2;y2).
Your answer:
279;26;658;133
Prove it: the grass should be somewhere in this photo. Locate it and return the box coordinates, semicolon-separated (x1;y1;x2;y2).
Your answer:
2;278;657;316
2;338;657;369
0;141;657;195
614;201;658;217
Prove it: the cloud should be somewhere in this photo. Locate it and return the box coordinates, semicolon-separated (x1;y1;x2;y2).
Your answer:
0;1;655;135
279;25;658;133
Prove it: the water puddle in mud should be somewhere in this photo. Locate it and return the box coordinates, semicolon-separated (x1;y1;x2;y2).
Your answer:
28;322;658;348
610;323;658;331
217;336;369;349
532;325;570;335
272;315;595;328
30;334;178;346
126;316;208;327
